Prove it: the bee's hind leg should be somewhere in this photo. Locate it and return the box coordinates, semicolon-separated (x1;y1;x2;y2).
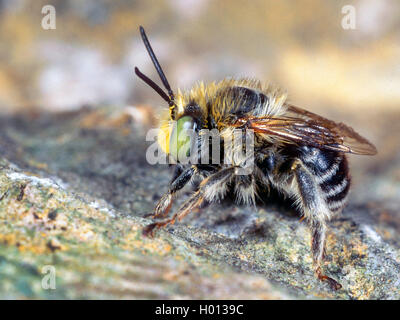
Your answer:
292;161;342;290
310;220;342;290
143;167;235;237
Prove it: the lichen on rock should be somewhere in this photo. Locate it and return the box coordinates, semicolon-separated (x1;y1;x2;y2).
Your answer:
0;106;399;299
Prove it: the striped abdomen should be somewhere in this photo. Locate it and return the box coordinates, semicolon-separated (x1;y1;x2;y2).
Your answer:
299;146;350;212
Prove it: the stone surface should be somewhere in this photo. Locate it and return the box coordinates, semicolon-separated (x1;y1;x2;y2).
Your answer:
0;106;399;299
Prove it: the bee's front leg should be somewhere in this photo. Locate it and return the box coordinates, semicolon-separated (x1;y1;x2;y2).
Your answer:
143;167;235;237
143;191;204;237
146;166;196;221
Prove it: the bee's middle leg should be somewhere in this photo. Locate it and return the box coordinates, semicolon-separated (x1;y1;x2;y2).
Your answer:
143;167;235;237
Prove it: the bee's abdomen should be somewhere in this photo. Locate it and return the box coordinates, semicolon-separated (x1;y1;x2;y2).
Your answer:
299;146;350;212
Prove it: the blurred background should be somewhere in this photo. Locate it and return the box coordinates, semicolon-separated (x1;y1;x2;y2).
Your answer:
0;0;399;179
0;0;399;112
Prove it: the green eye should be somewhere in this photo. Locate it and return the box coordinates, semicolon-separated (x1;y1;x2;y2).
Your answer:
169;116;195;161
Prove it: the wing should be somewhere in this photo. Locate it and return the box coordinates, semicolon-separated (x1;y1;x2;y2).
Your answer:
234;104;377;155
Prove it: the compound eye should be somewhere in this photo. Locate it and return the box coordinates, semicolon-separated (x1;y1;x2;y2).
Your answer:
169;116;196;162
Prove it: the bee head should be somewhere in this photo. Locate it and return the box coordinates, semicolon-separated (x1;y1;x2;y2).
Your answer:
136;26;205;161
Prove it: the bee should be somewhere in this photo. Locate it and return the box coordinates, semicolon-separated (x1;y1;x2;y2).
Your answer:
134;26;377;290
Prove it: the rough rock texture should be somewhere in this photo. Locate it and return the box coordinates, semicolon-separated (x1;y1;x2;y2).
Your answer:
0;106;399;299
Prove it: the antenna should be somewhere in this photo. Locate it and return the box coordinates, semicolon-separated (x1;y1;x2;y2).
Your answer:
138;26;175;103
134;67;172;105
